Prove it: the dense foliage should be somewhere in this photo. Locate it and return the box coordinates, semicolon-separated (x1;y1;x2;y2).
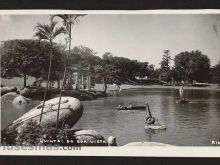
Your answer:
2;120;77;146
1;39;218;92
210;62;220;84
160;50;172;82
174;50;210;83
1;39;65;87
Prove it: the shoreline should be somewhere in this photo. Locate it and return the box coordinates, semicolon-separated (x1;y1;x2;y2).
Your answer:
1;82;220;101
95;84;220;92
2;77;220;93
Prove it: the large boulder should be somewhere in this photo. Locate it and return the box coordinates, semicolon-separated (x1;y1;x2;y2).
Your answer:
1;86;17;96
12;95;31;104
5;97;83;133
107;136;117;146
1;92;18;103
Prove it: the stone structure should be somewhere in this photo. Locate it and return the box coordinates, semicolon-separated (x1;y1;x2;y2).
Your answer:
68;66;92;90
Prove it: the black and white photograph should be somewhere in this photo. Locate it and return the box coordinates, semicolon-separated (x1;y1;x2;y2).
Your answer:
0;11;220;155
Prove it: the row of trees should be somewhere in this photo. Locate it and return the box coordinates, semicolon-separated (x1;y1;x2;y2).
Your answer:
64;48;157;93
1;40;220;89
93;52;156;93
159;50;214;84
1;40;220;87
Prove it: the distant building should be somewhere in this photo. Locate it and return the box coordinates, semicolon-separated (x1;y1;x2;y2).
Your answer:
32;65;92;90
68;65;92;90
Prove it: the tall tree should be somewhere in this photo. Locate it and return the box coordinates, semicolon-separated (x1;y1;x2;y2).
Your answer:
51;14;86;130
34;20;65;125
174;50;210;84
94;63;119;94
147;64;155;80
160;50;172;83
161;50;172;71
210;62;220;84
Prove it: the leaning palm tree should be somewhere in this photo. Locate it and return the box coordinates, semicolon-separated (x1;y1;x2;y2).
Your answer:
51;14;86;130
34;19;66;125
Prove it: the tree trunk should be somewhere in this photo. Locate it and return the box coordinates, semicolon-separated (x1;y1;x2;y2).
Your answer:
23;74;27;88
103;78;107;94
56;21;72;130
57;80;60;89
39;41;53;124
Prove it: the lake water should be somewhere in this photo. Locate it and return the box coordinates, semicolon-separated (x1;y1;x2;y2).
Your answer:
1;88;220;146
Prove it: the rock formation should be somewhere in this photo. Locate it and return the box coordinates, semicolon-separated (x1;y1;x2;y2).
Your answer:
5;97;83;133
1;86;17;96
12;95;31;104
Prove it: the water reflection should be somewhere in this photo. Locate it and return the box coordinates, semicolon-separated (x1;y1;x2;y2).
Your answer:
144;128;167;142
1;100;40;129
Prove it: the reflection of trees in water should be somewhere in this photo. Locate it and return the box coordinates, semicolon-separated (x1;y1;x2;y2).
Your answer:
170;88;179;97
216;104;220;119
209;90;220;99
175;90;220;128
184;90;211;99
174;103;210;127
144;129;166;142
2;101;40;129
206;94;220;126
156;93;174;125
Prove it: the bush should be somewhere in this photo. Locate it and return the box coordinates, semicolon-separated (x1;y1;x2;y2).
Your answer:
2;120;78;146
1;127;18;145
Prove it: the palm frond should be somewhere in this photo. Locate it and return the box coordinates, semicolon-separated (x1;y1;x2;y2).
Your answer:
50;20;58;31
52;14;86;26
69;14;86;25
34;20;63;41
34;31;49;41
35;23;50;34
34;26;49;41
53;26;67;38
51;14;69;27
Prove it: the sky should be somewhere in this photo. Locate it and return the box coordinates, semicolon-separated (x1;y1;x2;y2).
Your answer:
0;14;220;68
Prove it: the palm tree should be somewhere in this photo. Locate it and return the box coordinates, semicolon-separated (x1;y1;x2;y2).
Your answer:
34;19;66;125
51;14;86;130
